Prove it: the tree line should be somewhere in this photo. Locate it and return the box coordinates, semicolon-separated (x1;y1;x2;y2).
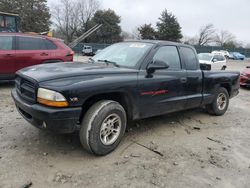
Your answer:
182;24;241;49
0;0;51;33
0;0;122;44
137;9;182;42
51;0;122;44
0;0;245;48
137;12;242;48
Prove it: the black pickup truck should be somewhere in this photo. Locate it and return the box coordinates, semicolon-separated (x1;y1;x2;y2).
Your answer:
12;41;240;155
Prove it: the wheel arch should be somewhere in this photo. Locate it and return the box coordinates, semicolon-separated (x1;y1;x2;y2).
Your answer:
79;92;135;123
220;83;232;96
41;59;63;64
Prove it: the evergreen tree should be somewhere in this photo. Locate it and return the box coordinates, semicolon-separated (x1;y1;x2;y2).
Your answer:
0;0;51;32
87;9;122;43
156;9;182;42
138;24;156;40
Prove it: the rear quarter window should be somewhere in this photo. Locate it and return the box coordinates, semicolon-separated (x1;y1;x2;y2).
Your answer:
58;40;70;50
180;47;199;70
44;39;57;50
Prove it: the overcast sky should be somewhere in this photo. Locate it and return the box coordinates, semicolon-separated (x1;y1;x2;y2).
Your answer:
48;0;250;44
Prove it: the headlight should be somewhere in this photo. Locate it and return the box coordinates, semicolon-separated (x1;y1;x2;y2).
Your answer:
37;88;69;107
241;73;249;78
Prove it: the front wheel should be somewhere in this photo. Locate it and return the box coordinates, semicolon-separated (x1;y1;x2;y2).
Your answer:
206;87;229;116
80;100;127;155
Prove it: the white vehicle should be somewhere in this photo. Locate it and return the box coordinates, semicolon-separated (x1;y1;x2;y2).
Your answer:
82;45;94;56
198;53;227;70
212;50;230;58
95;49;102;54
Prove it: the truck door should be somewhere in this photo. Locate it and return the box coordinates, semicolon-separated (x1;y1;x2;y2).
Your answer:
0;35;16;80
138;45;187;118
179;47;203;108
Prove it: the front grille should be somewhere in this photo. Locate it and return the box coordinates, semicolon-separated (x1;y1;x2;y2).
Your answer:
15;76;36;103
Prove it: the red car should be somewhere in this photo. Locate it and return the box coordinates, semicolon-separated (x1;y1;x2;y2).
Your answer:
240;66;250;87
0;33;74;81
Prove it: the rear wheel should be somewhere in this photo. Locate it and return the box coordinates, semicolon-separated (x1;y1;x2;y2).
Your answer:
206;87;229;116
79;100;127;155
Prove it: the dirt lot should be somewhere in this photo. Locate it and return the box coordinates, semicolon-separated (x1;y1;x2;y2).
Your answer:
0;59;250;188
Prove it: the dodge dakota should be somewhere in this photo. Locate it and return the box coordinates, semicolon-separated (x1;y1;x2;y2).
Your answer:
12;41;240;155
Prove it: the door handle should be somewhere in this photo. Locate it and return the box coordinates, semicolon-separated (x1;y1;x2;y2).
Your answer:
40;52;48;56
180;77;187;83
5;54;14;57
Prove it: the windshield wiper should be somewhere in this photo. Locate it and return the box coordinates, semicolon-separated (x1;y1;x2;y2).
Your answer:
97;59;120;67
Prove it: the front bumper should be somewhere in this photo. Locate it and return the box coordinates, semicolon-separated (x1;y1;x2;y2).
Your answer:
240;76;250;86
12;89;82;133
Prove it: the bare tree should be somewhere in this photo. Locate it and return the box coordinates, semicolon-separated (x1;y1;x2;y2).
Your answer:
246;43;250;48
77;0;100;35
51;0;99;44
131;27;142;40
182;35;198;45
197;24;216;46
215;30;236;47
51;0;78;43
121;30;140;40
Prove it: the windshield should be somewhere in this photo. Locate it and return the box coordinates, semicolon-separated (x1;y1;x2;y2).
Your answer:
198;53;213;61
92;42;153;67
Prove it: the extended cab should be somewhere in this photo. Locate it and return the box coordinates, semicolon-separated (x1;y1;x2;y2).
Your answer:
12;41;240;155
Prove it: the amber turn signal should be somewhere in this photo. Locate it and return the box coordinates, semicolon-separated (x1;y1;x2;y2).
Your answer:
37;97;69;107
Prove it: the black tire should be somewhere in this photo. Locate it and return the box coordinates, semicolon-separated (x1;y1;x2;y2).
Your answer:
80;100;127;156
206;87;229;116
221;65;227;70
42;60;62;64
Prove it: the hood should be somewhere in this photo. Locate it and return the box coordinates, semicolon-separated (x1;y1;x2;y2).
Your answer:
241;68;250;75
199;60;211;64
17;62;138;82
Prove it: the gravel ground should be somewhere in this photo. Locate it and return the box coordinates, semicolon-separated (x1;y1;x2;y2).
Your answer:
0;59;250;188
73;54;90;62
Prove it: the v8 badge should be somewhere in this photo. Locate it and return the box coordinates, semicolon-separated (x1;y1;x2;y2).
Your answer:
70;97;79;102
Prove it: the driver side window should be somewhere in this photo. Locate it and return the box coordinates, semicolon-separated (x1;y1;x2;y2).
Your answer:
153;46;181;70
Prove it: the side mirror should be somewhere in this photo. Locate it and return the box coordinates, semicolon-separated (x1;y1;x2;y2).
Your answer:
212;58;218;62
147;60;169;74
246;66;250;69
